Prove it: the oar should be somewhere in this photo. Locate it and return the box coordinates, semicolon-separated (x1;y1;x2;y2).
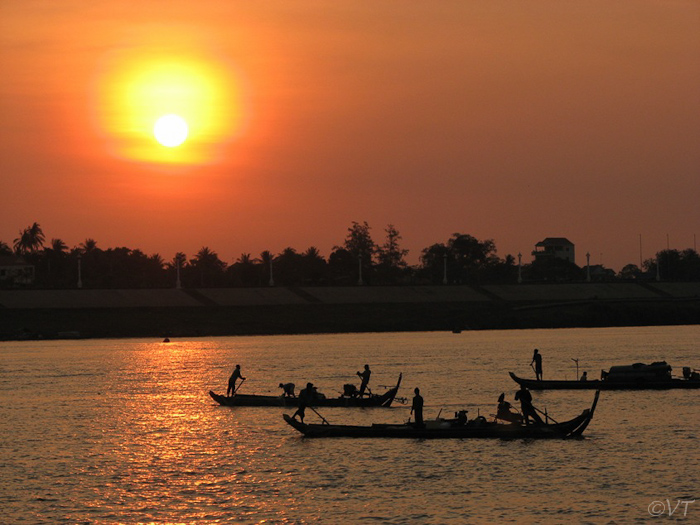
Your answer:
534;405;559;424
308;405;330;425
233;378;246;395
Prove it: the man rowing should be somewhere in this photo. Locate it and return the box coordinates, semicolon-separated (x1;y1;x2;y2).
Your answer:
291;382;318;423
227;364;246;396
356;364;372;396
514;385;544;425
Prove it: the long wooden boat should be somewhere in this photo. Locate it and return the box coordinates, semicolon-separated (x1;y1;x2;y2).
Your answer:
510;362;700;390
283;391;599;439
210;374;402;407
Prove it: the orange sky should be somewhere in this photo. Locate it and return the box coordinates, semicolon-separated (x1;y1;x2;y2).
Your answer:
1;1;699;271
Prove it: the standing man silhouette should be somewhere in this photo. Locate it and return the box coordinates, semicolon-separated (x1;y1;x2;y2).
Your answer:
411;387;424;428
515;385;543;425
531;349;543;381
227;364;246;396
356;364;372;396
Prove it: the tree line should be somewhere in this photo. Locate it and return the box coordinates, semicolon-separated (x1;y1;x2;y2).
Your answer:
1;222;698;289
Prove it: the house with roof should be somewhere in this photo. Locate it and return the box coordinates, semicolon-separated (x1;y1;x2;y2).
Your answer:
0;256;35;287
532;238;575;264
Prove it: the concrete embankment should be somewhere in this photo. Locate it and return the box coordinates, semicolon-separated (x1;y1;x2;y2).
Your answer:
1;282;699;340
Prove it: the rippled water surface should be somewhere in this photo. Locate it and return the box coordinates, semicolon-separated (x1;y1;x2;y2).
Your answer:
1;326;699;523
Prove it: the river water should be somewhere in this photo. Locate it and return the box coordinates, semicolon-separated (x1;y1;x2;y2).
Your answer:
1;326;698;523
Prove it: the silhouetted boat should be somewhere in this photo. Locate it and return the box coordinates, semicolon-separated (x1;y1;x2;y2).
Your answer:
510;362;700;390
209;374;403;407
283;391;599;439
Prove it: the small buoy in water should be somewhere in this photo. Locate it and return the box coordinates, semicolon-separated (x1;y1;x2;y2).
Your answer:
163;337;170;343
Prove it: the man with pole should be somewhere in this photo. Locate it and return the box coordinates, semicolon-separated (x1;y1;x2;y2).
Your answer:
227;364;246;397
531;349;543;381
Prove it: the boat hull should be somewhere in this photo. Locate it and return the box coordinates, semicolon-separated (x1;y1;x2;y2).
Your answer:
283;391;599;439
210;374;402;407
509;372;700;390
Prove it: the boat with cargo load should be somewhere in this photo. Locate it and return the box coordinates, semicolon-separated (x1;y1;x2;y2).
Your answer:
210;374;403;407
509;362;700;390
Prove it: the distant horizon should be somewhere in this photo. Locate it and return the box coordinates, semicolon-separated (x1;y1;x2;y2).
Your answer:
2;2;698;275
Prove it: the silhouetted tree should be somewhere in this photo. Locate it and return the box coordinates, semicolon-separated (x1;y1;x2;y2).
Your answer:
328;248;356;285
274;247;304;285
301;246;327;285
190;247;227;287
647;249;700;281
618;264;643;280
419;242;451;284
228;253;259;286
335;221;376;284
13;222;45;255
259;250;274;286
448;233;499;283
375;224;409;284
39;238;69;287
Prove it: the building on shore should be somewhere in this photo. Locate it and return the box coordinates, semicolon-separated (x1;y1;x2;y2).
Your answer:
532;237;575;265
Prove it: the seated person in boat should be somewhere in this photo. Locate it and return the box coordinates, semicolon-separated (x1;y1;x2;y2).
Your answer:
279;382;296;397
514;386;544;425
356;364;372;396
496;393;523;424
580;371;588;381
455;410;468;426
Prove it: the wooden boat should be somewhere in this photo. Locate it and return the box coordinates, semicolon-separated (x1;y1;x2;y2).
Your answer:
210;374;403;407
510;362;700;390
283;391;599;439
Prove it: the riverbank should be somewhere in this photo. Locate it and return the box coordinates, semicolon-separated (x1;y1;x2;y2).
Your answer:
2;282;699;340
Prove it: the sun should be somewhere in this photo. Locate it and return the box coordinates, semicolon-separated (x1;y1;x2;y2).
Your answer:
154;114;189;147
95;29;246;165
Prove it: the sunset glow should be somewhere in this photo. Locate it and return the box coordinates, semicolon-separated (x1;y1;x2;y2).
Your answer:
1;2;699;271
95;38;244;165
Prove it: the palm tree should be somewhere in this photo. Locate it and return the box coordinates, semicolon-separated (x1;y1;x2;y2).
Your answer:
190;247;227;287
49;238;68;254
0;240;12;256
79;238;98;254
13;222;45;255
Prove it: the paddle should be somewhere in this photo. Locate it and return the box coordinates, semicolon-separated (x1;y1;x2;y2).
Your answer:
534;405;559;424
308;405;330;425
233;378;246;395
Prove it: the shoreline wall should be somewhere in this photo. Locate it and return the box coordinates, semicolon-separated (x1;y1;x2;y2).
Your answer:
2;283;699;340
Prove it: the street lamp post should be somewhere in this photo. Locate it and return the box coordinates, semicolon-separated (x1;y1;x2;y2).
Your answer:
443;253;448;285
77;254;82;289
175;257;181;289
586;252;591;282
358;254;363;286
